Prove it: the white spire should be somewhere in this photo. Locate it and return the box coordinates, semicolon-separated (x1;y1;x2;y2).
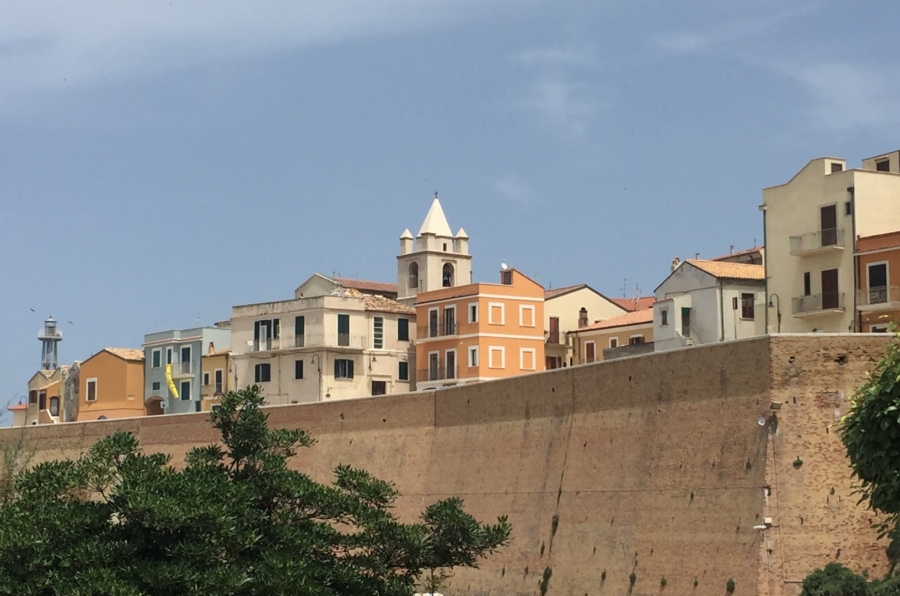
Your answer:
455;227;468;239
400;228;414;240
417;198;453;237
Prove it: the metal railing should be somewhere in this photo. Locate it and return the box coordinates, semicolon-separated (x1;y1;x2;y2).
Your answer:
789;228;845;255
418;322;457;338
417;365;458;382
251;338;282;352
545;330;561;344
792;292;845;315
857;286;900;307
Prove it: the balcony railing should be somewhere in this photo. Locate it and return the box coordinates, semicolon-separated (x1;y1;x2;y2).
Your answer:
168;360;193;376
792;292;845;315
295;334;305;348
417;365;458;383
419;322;457;338
545;330;561;344
252;338;281;352
857;286;900;309
789;228;845;255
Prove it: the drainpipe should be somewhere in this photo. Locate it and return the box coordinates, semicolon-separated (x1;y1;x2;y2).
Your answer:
848;186;858;331
719;279;726;341
759;203;768;333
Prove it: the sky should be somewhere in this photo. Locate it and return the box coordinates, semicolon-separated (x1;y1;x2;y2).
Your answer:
2;0;899;424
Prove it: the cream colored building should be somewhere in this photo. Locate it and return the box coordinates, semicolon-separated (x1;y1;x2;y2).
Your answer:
763;151;900;332
543;285;629;368
230;274;415;404
570;309;654;364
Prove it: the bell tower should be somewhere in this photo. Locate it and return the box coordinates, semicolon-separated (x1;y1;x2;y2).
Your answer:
38;316;62;370
397;194;472;304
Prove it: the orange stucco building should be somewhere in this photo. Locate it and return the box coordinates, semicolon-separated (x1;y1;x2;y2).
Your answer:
856;230;900;331
415;269;545;390
78;348;146;422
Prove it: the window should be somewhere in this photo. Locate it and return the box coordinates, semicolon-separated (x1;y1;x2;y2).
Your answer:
629;335;645;345
166;347;173;365
151;349;161;368
609;337;618;348
334;359;354;379
152;381;161;391
295;359;304;380
443;242;448;251
443;306;456;335
519;305;535;327
468;303;478;323
488;346;505;369
868;262;888;304
428;308;439;337
214;369;223;393
488;303;505;325
180;346;192;374
548;316;560;343
254;319;279;350
372;381;387;396
86;378;97;402
681;307;691;337
337;314;350;346
845;201;853;215
255;363;271;383
373;317;384;349
660;309;668;326
49;397;59;417
741;293;755;319
831;162;843;173
203;372;210;386
520;348;536;371
442;263;454;287
585;342;596;363
398;361;409;381
468;346;479;367
272;318;280;339
803;272;811;296
398;318;409;341
38;391;46;411
872;325;890;333
295;316;305;347
28;390;36;404
446;349;457;379
877;159;891;172
180;380;191;401
501;270;512;285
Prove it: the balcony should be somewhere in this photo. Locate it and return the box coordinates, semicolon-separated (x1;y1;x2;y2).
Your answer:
544;330;565;345
792;292;845;317
418;322;457;339
417;365;458;383
169;360;193;378
294;334;305;348
857;286;900;312
789;228;845;256
251;337;282;352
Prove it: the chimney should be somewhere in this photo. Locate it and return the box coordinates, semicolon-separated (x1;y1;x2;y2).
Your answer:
578;307;589;329
209;341;215;354
730;245;734;255
671;257;681;272
694;252;700;259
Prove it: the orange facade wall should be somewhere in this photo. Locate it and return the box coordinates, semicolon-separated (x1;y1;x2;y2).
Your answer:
78;352;145;422
857;232;900;331
416;271;545;385
574;324;654;364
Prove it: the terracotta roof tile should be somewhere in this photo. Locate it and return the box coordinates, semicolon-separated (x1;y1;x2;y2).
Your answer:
7;403;26;411
685;260;765;281
544;284;587;299
332;277;398;295
710;246;763;261
104;348;145;362
575;309;654;332
364;295;416;315
611;297;655;312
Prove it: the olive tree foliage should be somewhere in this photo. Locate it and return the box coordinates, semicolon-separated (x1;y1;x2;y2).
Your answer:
841;337;900;539
0;386;510;596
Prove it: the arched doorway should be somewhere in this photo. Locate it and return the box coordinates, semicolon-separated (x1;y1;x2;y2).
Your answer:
145;396;165;416
442;263;454;287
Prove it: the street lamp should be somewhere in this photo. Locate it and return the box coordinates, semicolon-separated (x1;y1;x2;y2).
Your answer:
767;293;782;333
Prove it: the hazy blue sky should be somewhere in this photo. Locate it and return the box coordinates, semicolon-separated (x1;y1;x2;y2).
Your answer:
2;1;899;423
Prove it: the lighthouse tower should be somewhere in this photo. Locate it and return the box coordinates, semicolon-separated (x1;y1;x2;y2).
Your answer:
38;316;62;370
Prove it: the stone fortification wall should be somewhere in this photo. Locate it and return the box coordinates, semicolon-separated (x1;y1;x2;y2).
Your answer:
0;335;891;596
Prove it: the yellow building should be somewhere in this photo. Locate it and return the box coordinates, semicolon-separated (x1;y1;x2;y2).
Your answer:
856;230;900;332
415;268;545;390
200;346;232;411
570;309;654;365
543;284;630;369
78;348;146;422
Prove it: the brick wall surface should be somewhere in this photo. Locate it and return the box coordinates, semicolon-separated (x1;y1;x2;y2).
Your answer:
0;335;891;596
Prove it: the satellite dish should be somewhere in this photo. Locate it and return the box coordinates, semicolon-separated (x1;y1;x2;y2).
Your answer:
757;416;766;426
501;262;509;271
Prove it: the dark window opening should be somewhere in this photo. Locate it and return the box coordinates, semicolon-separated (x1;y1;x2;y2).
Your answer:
629;336;645;346
337;314;350;347
741;293;755;319
831;162;843;173
398;318;409;341
295;359;304;380
501;270;512;285
681;307;691;337
877;160;891;172
371;381;387;396
334;359;354;379
442;263;454;287
398;361;409;381
152;381;161;391
49;397;59;417
804;272;811;296
255;363;271;383
661;309;668;326
295;316;305;347
373;316;384;349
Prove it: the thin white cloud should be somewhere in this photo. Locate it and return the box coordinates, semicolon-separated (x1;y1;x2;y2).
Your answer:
778;61;900;131
0;0;524;114
490;174;536;206
523;77;596;137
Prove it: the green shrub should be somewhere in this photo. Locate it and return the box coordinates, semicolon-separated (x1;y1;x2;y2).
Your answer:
800;563;867;596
